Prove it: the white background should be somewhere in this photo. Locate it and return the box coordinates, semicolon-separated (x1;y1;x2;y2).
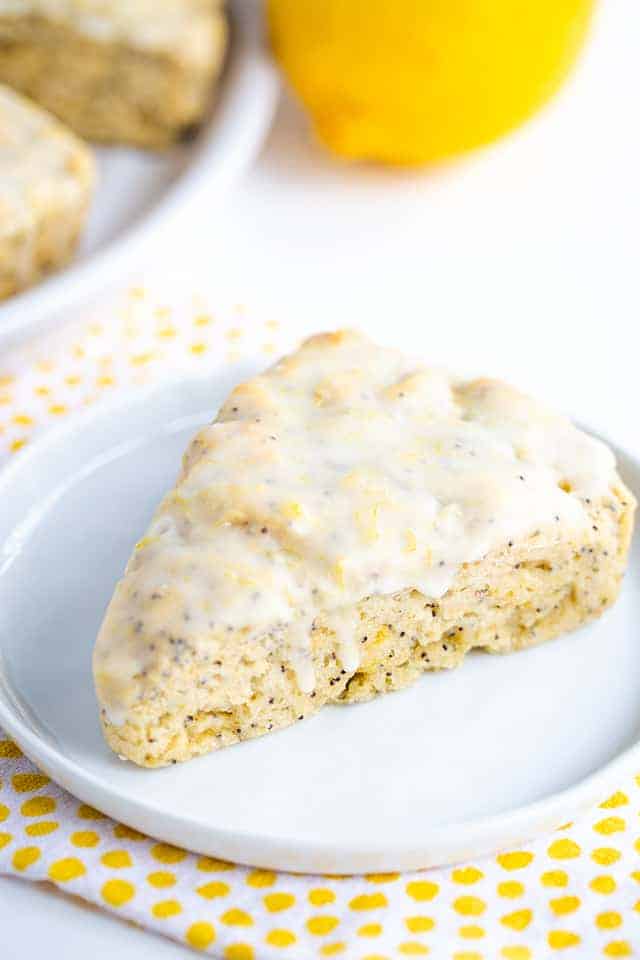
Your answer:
1;0;639;954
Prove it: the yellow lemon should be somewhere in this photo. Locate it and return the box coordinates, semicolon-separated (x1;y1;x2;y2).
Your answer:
268;0;596;166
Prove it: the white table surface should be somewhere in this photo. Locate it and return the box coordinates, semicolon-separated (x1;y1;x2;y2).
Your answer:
1;0;639;954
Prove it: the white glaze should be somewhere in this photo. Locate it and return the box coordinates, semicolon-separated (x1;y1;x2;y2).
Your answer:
94;332;617;723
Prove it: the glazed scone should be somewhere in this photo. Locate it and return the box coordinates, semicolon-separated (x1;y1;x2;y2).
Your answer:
0;84;94;300
94;331;636;767
0;1;227;148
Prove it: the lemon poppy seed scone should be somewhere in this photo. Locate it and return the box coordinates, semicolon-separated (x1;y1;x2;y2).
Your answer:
0;0;227;148
93;332;635;767
0;85;94;300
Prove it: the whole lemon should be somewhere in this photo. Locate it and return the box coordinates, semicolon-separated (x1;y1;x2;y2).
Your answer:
267;0;596;166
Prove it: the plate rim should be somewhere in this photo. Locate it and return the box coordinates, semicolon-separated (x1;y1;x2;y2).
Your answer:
0;377;638;874
0;0;280;352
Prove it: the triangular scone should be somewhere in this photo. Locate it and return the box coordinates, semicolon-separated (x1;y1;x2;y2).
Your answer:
94;331;636;766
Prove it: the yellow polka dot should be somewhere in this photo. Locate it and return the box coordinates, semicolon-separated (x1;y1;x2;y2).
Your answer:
365;872;400;883
603;942;632;957
498;881;524;898
151;843;187;864
453;896;486;917
148;871;176;888
631;871;640;884
405;916;434;933
21;796;56;817
0;832;12;849
25;821;58;837
358;924;382;937
48;857;86;883
113;824;145;841
497;851;533;870
452;952;482;960
130;352;154;366
77;804;105;820
266;929;297;947
221;909;253;927
101;850;132;869
452;867;484;885
64;375;81;387
0;740;22;758
49;404;67;416
406;880;439;902
320;944;345;957
591;875;616;895
11;772;50;793
459;925;485;939
10;438;27;452
12;846;41;871
594;817;626;836
101;879;135;907
224;945;254;960
0;803;10;822
194;313;212;327
264;892;295;913
550;896;581;916
548;930;581;949
501;948;532;960
349;893;388;910
592;848;621;866
596;912;622;930
196;880;230;899
12;414;33;426
190;343;208;355
309;888;336;906
71;831;100;848
541;870;569;887
398;943;429;956
548;839;581;860
600;792;628;809
500;909;532;931
247;870;276;888
152;899;182;919
307;915;340;936
186;922;216;950
97;376;115;387
197;855;234;872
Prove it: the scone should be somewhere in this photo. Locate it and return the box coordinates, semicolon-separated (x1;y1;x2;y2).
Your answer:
94;331;636;767
0;0;227;149
0;84;94;300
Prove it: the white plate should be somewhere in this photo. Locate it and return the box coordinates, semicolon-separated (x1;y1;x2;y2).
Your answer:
1;375;639;874
0;1;278;351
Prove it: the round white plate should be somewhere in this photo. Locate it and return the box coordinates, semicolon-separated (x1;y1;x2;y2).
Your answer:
0;1;278;352
0;375;639;874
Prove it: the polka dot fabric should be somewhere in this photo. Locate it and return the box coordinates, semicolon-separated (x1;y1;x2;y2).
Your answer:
1;289;639;957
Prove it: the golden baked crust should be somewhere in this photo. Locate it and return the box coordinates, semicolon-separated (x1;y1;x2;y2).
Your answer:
0;2;227;148
94;331;636;766
0;84;94;299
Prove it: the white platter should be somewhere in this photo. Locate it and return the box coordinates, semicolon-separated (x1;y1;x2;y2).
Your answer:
0;1;278;352
0;374;639;874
